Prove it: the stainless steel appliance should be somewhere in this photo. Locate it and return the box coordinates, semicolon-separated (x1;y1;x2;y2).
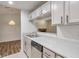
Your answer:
31;41;43;58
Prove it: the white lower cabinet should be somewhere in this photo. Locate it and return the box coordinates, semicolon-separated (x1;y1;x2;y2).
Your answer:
43;47;64;58
43;47;55;58
23;36;31;58
24;36;64;58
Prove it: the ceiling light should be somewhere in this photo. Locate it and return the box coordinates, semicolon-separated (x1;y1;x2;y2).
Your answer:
8;1;13;5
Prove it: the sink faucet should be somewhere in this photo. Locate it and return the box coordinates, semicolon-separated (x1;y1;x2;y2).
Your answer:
30;32;37;36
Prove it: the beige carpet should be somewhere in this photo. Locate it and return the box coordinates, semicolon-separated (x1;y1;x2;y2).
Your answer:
0;40;21;57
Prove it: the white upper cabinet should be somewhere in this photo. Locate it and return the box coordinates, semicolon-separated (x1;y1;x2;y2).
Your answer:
41;2;50;15
35;8;41;17
31;11;36;19
51;1;64;25
29;2;51;20
51;1;79;25
29;1;79;24
68;1;79;23
30;8;41;19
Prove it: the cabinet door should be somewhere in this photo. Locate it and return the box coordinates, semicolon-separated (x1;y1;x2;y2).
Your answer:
31;8;41;19
25;37;31;58
51;1;64;25
68;1;79;23
31;11;36;19
43;47;55;58
35;8;41;18
41;2;50;14
26;44;31;58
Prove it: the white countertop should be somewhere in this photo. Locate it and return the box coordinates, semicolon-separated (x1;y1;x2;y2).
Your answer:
30;36;79;58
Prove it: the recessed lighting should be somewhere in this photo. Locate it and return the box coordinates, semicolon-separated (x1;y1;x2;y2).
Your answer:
8;1;13;5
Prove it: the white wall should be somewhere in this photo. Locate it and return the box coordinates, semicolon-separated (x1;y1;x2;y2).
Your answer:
57;24;79;40
0;14;20;42
21;10;37;51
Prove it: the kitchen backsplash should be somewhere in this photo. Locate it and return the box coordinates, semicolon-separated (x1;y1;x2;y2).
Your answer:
34;19;56;33
57;24;79;40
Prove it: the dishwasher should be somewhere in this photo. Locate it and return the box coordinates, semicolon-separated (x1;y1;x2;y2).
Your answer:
31;41;43;58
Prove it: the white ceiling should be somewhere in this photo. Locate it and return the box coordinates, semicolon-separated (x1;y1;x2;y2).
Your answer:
0;1;46;12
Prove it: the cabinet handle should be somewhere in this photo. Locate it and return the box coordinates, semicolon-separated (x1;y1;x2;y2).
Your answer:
66;15;69;23
61;16;63;24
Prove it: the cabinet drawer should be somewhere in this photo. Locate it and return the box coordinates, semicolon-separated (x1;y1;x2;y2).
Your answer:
43;55;50;58
56;54;64;58
43;47;55;58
